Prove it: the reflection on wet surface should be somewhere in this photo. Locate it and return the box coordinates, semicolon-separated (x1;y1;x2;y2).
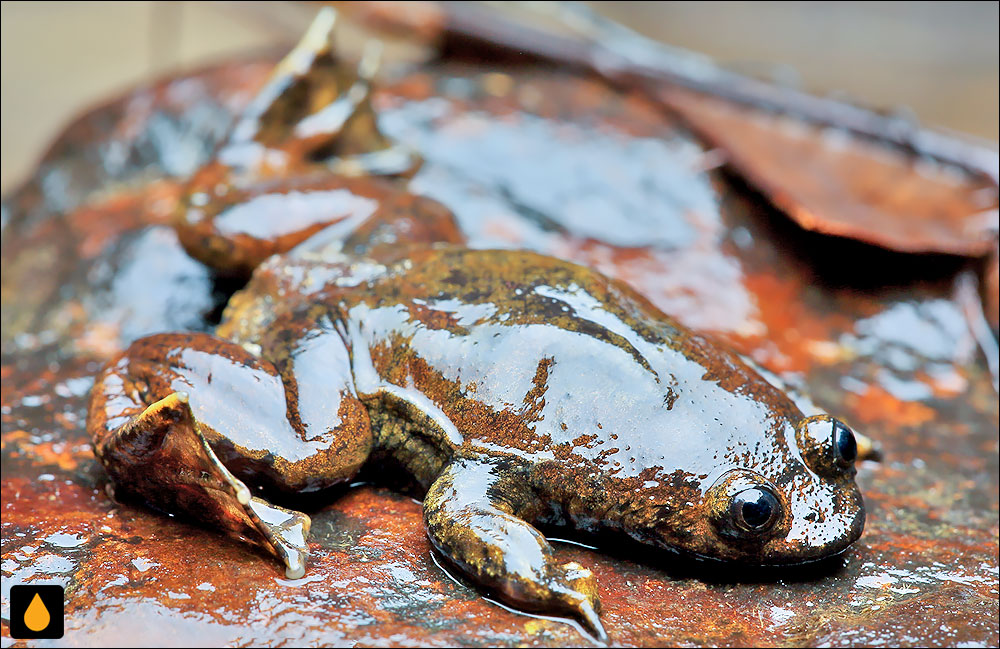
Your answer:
382;100;710;249
380;85;759;335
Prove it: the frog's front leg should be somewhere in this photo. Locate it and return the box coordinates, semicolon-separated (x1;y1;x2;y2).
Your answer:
96;390;313;577
87;332;372;578
424;458;607;641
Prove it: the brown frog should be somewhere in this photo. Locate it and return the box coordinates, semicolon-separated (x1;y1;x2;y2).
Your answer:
87;215;867;640
86;10;866;642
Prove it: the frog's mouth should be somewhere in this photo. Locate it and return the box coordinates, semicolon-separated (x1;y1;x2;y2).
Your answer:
547;508;863;582
638;538;861;582
673;538;858;569
702;501;865;570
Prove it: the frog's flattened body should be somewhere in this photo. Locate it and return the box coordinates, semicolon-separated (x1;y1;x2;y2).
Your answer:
88;238;864;639
230;246;864;560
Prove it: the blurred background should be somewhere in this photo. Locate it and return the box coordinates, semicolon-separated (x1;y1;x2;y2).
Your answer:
2;1;998;194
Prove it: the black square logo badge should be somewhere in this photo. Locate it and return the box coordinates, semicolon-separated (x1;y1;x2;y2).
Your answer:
9;585;64;639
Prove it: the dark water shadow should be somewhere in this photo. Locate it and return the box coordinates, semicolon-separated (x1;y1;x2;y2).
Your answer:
717;168;974;294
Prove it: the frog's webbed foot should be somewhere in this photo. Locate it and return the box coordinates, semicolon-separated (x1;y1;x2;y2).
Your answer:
174;9;432;278
424;459;607;642
98;392;311;578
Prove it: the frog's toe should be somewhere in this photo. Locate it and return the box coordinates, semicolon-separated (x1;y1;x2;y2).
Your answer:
245;497;311;579
560;562;601;612
574;598;607;644
550;561;607;642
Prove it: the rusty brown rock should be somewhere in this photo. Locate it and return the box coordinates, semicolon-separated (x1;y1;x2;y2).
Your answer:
2;57;997;648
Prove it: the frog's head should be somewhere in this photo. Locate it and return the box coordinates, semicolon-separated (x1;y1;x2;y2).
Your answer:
709;414;864;564
639;414;865;566
706;413;865;564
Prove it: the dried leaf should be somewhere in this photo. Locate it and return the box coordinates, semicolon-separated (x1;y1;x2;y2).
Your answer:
662;87;999;256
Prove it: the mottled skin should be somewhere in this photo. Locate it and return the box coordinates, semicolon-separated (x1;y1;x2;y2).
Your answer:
86;11;865;641
88;205;866;638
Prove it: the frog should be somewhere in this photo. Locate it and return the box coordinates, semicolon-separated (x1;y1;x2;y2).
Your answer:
85;9;867;642
88;202;867;639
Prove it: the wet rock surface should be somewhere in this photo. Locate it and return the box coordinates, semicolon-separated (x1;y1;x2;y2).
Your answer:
2;59;998;647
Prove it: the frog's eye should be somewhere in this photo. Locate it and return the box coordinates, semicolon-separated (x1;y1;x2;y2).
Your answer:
707;469;785;540
729;487;781;535
833;420;857;465
797;415;857;477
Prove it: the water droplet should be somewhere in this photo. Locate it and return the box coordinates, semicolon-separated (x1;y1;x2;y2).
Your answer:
25;593;50;632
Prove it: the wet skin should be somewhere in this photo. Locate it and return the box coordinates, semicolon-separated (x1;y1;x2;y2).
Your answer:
85;11;865;642
88;208;866;639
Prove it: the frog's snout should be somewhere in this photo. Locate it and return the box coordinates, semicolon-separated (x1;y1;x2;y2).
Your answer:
766;414;868;562
703;465;865;564
767;476;865;564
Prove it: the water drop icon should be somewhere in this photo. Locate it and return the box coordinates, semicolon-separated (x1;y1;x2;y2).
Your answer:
24;592;51;632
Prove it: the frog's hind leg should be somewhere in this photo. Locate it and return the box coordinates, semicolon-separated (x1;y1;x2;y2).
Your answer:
87;332;372;578
173;9;436;278
423;459;607;641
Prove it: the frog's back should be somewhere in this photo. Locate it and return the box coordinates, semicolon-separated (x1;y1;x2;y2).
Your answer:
340;247;803;482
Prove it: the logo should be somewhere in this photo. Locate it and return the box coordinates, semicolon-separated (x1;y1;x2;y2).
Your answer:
9;585;64;639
